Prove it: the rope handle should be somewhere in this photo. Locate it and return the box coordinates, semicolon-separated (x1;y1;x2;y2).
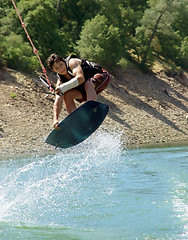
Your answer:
39;76;63;97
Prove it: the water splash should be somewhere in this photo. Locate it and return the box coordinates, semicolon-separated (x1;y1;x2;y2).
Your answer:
0;129;124;226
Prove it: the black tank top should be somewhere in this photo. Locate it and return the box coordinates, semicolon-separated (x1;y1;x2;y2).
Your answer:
58;55;102;83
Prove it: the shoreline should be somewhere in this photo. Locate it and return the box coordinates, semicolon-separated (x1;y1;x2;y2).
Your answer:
1;135;187;161
126;139;188;149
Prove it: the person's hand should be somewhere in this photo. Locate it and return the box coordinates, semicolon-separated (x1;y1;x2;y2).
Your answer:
53;119;60;129
55;87;63;96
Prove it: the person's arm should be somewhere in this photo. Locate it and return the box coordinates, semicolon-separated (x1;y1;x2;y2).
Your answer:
70;58;85;84
56;59;85;94
53;79;63;129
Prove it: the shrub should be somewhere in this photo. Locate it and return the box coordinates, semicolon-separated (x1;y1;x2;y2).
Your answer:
76;14;122;67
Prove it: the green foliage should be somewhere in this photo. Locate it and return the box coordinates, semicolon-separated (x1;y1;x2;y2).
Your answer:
0;0;67;72
172;2;188;39
0;34;3;66
0;0;187;72
117;58;129;69
55;0;101;52
10;92;17;98
0;1;14;19
180;37;188;69
181;37;188;57
1;32;40;72
157;33;181;60
76;14;122;67
133;0;188;68
17;0;67;59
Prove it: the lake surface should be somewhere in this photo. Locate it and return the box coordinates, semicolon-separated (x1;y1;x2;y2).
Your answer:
0;131;187;240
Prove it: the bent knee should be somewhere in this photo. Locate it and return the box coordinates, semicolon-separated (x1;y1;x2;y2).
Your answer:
84;80;95;90
63;89;82;101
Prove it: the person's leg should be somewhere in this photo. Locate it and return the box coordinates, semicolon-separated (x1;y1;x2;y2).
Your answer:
84;80;97;101
63;89;82;114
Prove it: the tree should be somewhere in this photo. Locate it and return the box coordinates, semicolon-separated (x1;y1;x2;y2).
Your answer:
16;0;67;60
0;0;68;71
1;32;40;71
172;1;188;39
134;0;186;67
54;0;101;52
1;0;186;72
76;14;122;67
180;37;188;69
56;0;61;13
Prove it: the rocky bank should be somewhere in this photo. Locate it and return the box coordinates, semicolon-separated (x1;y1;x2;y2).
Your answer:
0;62;187;157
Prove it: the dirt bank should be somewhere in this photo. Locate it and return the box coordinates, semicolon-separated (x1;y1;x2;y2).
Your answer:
0;63;187;157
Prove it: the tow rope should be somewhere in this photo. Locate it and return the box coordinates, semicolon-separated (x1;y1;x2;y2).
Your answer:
11;0;55;93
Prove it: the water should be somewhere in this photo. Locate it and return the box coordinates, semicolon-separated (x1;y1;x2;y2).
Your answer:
0;131;187;240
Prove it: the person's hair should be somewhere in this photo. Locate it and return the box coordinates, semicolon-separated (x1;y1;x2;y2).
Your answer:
47;53;66;70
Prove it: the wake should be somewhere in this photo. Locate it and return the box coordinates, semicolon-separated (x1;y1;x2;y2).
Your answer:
0;129;124;226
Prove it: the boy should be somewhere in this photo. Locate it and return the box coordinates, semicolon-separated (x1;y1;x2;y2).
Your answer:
47;53;110;128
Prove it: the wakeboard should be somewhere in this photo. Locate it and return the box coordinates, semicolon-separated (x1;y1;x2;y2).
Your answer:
45;100;109;149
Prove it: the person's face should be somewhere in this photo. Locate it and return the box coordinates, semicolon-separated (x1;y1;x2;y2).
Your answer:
52;60;66;75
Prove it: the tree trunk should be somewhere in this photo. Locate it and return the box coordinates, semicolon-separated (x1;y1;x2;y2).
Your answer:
56;0;62;14
142;8;167;66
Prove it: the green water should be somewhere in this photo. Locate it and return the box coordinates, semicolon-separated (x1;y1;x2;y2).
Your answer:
0;133;187;240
